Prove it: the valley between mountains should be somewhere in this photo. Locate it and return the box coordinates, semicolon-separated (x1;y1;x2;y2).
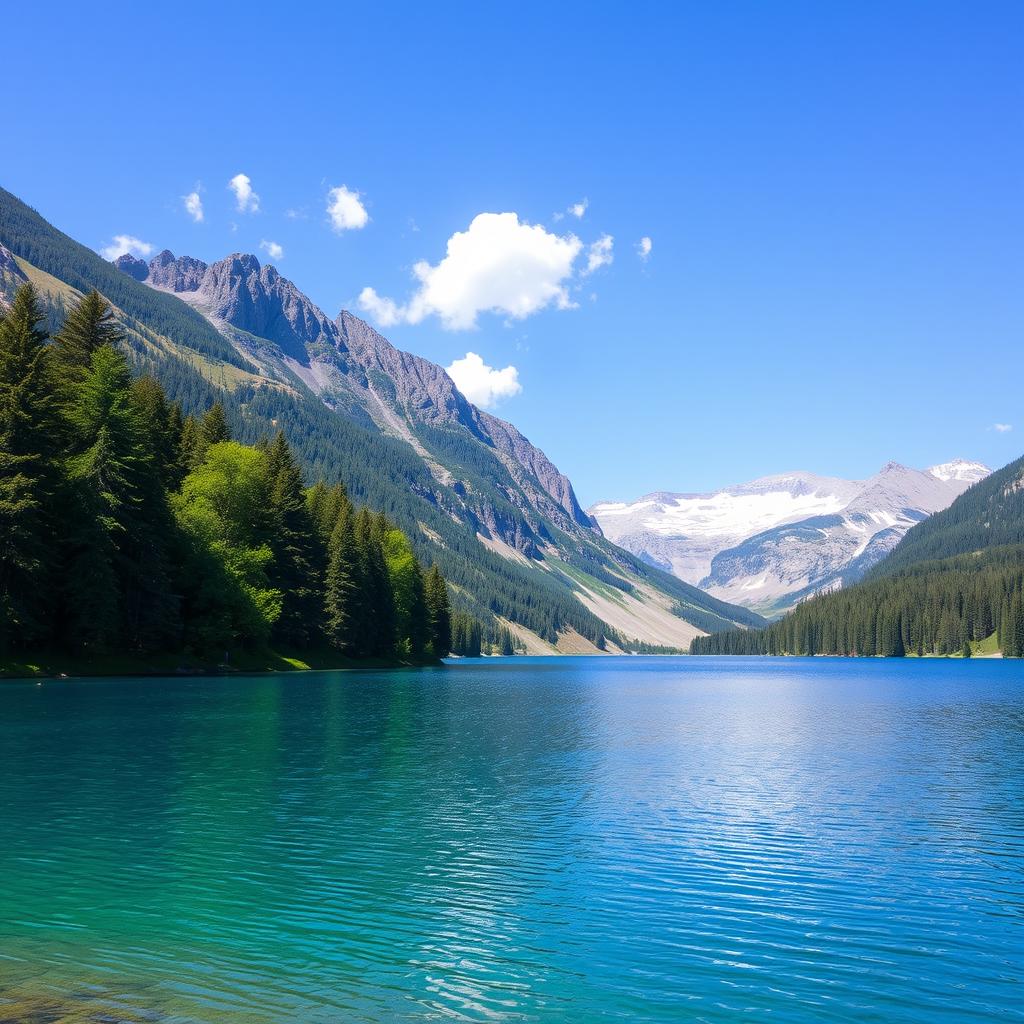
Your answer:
0;186;764;655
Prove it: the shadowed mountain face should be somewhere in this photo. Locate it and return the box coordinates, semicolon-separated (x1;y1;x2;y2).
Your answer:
0;186;764;649
592;460;991;617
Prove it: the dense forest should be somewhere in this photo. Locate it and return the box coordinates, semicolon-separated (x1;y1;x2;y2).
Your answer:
691;459;1024;658
0;284;452;664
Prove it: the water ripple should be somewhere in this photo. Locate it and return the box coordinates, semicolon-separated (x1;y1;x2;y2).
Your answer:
0;657;1022;1022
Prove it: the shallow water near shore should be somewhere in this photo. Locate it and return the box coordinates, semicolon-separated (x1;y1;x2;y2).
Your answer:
1;656;1021;1022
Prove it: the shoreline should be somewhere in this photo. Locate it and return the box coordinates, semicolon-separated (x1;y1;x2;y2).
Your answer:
0;649;442;681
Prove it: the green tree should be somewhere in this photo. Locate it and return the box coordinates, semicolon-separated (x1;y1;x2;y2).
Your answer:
130;375;179;488
424;564;451;658
61;345;177;651
324;503;360;654
178;414;206;475
264;432;320;647
0;285;60;650
172;441;281;648
354;507;396;657
52;289;123;374
500;627;514;656
382;528;428;659
201;402;230;446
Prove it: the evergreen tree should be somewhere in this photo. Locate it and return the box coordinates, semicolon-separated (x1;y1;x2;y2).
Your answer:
500;627;514;656
264;432;320;647
424;564;451;657
0;285;60;650
60;344;178;651
355;507;396;657
1008;591;1023;658
178;414;205;474
52;289;123;373
324;503;360;654
130;375;178;488
201;402;230;446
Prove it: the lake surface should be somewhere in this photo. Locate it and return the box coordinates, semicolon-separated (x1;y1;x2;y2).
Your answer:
0;657;1021;1023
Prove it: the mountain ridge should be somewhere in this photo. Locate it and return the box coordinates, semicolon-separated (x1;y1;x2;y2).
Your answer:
591;459;990;617
0;186;764;650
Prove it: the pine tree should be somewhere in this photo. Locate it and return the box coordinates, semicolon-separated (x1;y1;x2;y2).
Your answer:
52;289;123;373
355;507;396;657
324;504;360;654
130;376;178;488
201;402;230;446
264;432;320;647
178;414;205;474
1007;591;1023;658
424;564;451;657
0;285;60;650
58;343;179;651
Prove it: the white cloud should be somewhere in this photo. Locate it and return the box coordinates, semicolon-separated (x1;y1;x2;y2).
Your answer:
357;287;403;327
182;190;204;223
993;423;1013;433
101;234;154;260
359;212;583;330
260;240;284;260
445;351;522;409
285;207;307;220
326;185;369;231
228;173;260;213
637;236;652;261
583;234;614;275
554;198;588;222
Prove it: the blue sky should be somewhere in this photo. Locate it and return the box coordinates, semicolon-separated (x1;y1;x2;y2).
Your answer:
4;2;1021;504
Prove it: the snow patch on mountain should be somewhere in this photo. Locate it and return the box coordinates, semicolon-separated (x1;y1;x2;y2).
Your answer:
590;459;991;617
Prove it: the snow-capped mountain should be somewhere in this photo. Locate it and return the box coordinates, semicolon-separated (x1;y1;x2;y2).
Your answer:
590;459;991;617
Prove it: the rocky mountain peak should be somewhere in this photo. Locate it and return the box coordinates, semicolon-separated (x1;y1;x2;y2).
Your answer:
195;254;343;362
146;250;208;292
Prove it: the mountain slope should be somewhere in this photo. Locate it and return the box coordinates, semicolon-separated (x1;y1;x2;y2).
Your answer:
869;454;1024;576
0;186;764;650
691;455;1024;657
592;460;990;617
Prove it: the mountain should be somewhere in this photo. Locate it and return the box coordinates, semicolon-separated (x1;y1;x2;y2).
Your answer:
591;459;991;617
0;186;765;652
692;454;1024;657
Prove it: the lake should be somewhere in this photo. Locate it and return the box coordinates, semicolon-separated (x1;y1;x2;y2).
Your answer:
0;657;1021;1022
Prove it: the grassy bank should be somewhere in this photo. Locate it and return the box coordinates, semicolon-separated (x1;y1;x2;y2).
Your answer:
1;648;442;679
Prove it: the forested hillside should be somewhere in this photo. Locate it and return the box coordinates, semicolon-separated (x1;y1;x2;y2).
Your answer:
0;284;450;665
0;186;764;651
691;458;1024;657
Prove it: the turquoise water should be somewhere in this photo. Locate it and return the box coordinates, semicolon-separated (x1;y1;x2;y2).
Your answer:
0;657;1021;1022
